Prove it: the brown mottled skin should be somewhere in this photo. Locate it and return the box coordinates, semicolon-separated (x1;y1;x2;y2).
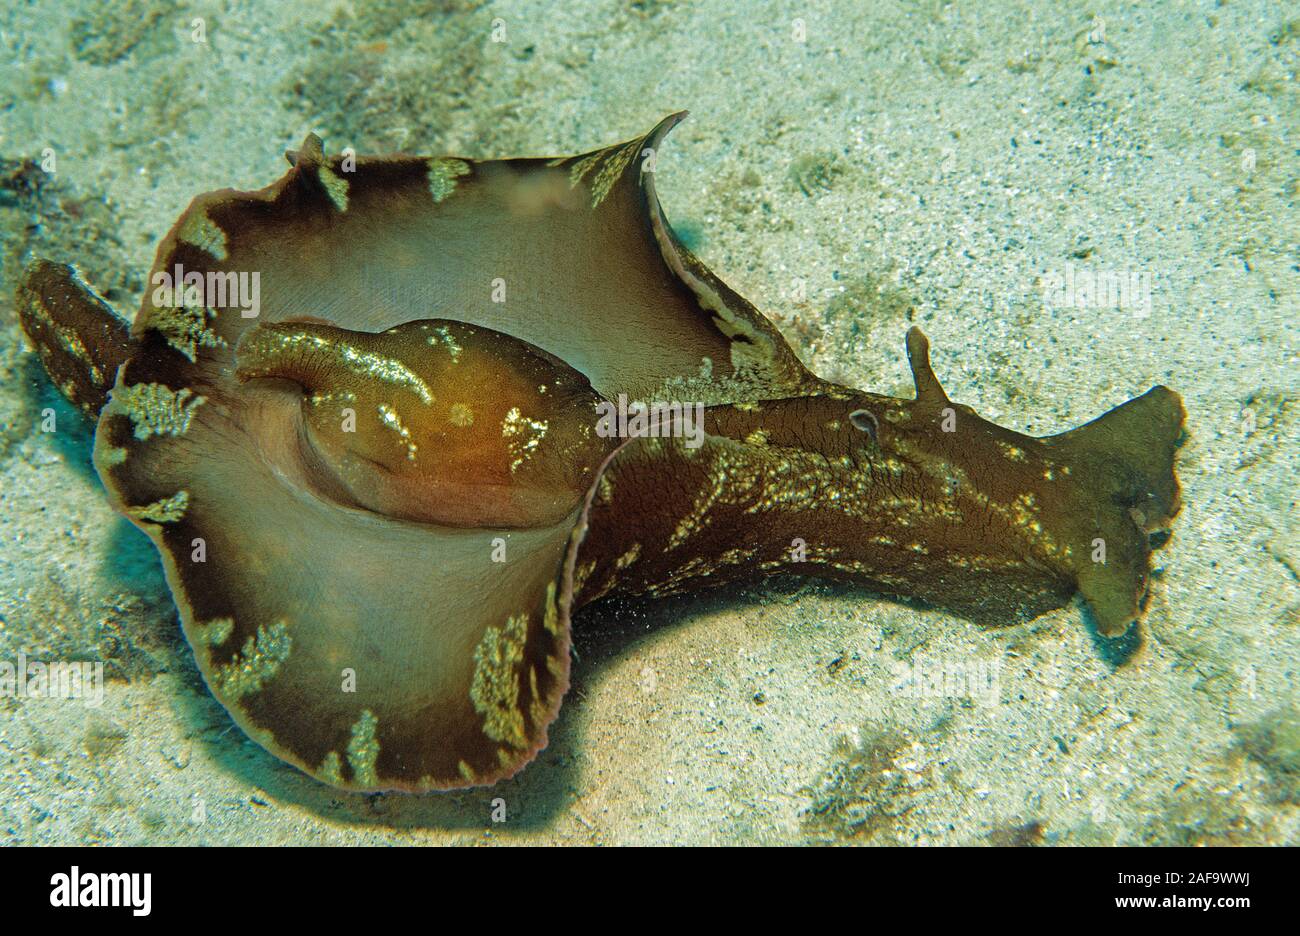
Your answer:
573;330;1182;634
15;114;1184;792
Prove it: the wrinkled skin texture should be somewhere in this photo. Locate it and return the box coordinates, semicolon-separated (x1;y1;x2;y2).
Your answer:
17;115;1183;792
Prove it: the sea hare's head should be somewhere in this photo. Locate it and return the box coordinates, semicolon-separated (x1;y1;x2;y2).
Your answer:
832;329;1184;637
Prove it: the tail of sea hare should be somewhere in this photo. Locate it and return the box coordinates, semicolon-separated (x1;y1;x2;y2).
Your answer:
17;259;132;420
1042;384;1186;635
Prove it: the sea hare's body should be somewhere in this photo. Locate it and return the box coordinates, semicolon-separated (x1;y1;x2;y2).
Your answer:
576;368;1181;632
17;114;1183;792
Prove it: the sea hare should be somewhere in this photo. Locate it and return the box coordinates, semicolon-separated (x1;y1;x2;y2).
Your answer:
16;113;1184;792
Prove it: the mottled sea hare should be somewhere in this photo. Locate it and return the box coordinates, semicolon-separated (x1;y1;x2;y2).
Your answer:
16;113;1184;791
